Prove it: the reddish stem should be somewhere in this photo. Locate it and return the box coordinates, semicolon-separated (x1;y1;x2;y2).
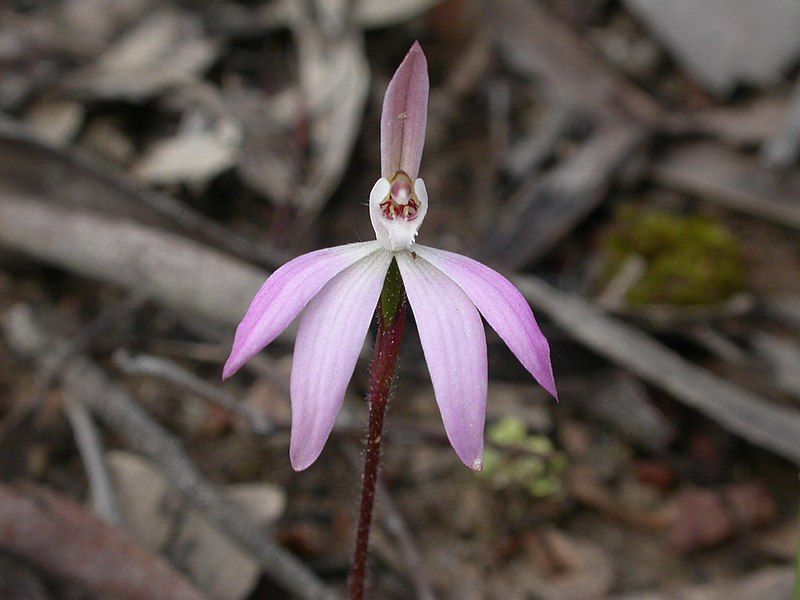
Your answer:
348;297;408;599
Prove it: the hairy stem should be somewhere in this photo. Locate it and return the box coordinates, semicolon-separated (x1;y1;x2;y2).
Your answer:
349;295;408;599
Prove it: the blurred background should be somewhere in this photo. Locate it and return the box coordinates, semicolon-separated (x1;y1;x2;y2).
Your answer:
1;0;800;598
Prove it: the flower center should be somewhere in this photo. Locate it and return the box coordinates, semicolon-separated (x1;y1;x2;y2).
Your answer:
380;171;419;221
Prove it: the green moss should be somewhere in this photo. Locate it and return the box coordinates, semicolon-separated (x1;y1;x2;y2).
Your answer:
603;205;746;306
480;416;566;499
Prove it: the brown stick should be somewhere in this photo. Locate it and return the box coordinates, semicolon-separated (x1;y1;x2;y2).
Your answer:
486;124;644;268
0;293;147;462
513;274;800;465
5;196;800;467
0;197;267;326
654;142;800;229
0;483;206;600
2;306;341;600
113;349;275;435
0;117;290;268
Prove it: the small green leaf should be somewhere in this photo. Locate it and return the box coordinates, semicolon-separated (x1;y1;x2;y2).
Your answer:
488;416;527;446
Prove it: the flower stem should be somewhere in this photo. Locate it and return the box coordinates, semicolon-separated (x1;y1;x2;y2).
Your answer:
348;293;408;599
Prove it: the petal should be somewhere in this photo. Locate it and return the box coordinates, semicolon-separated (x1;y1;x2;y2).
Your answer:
413;245;557;399
397;251;487;470
381;41;429;180
289;249;392;470
224;241;381;379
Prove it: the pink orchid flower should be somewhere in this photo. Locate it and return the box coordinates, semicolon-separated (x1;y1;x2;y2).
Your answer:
224;42;556;472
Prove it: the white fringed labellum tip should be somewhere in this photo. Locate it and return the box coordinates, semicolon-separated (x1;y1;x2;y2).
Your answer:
369;171;428;251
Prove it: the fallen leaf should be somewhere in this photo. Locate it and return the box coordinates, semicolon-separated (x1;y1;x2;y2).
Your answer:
509;528;615;600
134;126;241;184
24;99;84;147
0;481;205;599
108;451;285;600
65;10;219;100
625;0;800;95
669;482;777;553
290;13;369;212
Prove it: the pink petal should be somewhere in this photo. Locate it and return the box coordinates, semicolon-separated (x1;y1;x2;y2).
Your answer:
413;245;557;399
289;249;392;470
397;252;487;470
223;241;381;379
381;41;429;180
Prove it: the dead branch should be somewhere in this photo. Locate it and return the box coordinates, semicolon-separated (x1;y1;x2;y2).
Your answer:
0;482;206;599
573;373;675;453
504;107;578;178
761;77;800;168
0;293;146;448
0;118;289;268
654;142;800;229
63;396;122;525
765;295;800;333
0;197;268;327
113;349;274;435
488;0;665;126
486;124;644;268
2;306;341;600
514;275;800;465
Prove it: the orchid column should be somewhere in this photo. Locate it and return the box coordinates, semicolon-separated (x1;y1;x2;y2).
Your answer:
224;42;556;598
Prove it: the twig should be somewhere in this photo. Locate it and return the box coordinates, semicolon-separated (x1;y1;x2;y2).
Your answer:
2;306;341;600
595;255;647;311
0;197;268;327
63;396;122;525
504;107;578;178
428;32;493;147
0;117;289;268
689;326;749;366
375;479;437;600
344;448;438;600
0;293;147;471
149;339;232;363
764;295;800;333
486;124;644;268
488;0;665;126
654;142;800;230
0;482;207;600
753;333;800;400
112;349;274;435
761;77;800;169
571;373;675;453
608;293;755;329
513;275;800;465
